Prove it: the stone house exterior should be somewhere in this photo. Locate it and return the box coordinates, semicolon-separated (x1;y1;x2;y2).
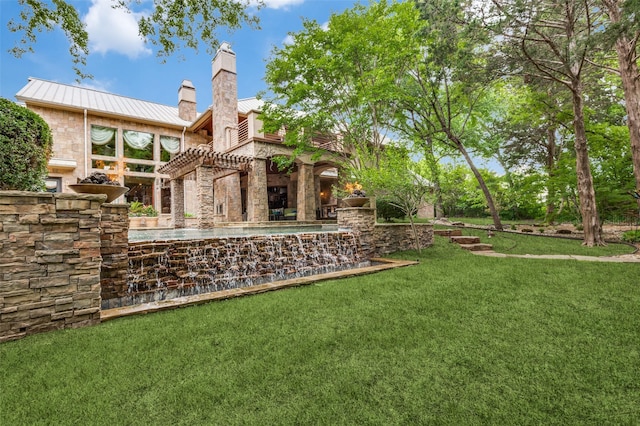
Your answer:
15;44;340;226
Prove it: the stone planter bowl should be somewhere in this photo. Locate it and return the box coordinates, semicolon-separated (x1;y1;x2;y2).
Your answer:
68;184;129;202
342;197;369;207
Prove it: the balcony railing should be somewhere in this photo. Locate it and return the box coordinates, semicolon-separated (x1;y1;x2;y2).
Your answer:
235;119;341;152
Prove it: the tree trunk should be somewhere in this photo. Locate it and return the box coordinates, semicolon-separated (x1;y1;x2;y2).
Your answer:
571;81;604;246
603;0;640;211
615;38;640;210
544;127;558;224
421;136;445;218
433;179;445;218
457;141;503;230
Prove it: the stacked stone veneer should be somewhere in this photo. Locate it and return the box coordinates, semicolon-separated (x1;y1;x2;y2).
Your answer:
99;204;129;302
0;191;106;342
337;206;433;256
104;231;367;308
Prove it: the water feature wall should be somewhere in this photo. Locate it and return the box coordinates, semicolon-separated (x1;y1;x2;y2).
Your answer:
102;231;367;309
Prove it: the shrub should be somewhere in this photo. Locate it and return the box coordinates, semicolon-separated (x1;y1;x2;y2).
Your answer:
622;229;640;243
376;199;405;222
0;98;52;191
129;201;158;217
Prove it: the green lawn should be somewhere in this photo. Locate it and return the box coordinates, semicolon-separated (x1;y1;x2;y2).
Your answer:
452;227;636;256
1;236;639;424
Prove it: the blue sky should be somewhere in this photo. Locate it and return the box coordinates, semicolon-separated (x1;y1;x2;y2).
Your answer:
1;0;360;109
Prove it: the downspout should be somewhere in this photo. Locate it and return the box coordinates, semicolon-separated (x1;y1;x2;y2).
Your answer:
83;109;88;178
181;126;186;151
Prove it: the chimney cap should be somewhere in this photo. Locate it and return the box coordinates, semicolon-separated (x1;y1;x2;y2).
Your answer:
217;42;235;55
180;79;195;89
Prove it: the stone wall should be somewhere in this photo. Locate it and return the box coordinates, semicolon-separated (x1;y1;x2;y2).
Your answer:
0;191;105;342
337;205;433;256
373;224;433;255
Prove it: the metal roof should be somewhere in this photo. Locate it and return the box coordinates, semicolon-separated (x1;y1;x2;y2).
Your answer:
237;97;264;114
15;78;195;127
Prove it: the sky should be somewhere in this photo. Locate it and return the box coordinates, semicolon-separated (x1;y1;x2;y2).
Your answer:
0;0;361;109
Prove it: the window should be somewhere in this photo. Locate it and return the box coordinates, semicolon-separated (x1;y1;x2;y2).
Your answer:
91;125;116;157
123;130;154;161
160;135;180;162
45;177;62;193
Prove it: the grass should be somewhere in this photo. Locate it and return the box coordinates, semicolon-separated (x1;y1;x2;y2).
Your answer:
449;227;636;256
1;236;639;424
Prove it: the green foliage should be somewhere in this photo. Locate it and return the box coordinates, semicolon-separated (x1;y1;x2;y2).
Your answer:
7;0;262;79
376;199;406;222
129;201;158;217
261;0;421;172
622;229;640;243
0;98;52;191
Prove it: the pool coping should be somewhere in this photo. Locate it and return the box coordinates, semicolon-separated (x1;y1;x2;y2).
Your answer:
100;257;417;321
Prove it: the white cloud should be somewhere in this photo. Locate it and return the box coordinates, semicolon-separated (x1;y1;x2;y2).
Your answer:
261;0;305;10
84;0;151;59
282;34;295;45
78;79;112;93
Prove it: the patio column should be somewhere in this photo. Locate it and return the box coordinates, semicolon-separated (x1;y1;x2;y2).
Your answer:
196;165;215;229
170;177;185;229
247;158;268;222
314;174;321;219
214;172;243;222
296;162;316;221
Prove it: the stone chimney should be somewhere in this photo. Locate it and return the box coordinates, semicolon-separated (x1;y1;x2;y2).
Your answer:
211;42;238;151
178;80;197;122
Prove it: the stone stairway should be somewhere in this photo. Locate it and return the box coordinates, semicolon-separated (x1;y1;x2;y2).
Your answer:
435;229;493;252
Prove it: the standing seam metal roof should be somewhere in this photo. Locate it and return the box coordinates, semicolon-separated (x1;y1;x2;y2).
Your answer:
15;78;196;127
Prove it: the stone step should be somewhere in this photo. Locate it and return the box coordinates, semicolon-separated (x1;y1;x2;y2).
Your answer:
459;243;493;251
450;235;481;244
434;229;463;237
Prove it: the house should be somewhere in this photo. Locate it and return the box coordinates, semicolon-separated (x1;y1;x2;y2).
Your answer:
15;44;341;227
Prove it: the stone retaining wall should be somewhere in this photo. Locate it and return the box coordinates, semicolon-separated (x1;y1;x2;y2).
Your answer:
337;206;433;256
0;191;105;342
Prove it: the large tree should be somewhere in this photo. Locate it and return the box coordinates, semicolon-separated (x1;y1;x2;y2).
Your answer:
598;0;640;210
7;0;261;78
489;0;605;245
261;0;421;177
399;0;504;230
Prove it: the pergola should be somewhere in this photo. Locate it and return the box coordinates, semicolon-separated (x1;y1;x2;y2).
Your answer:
158;147;253;228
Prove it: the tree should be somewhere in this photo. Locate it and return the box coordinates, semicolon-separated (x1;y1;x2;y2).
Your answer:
488;0;605;245
356;146;433;253
7;0;261;79
399;0;504;230
0;98;52;191
488;80;572;223
261;0;421;175
598;0;640;210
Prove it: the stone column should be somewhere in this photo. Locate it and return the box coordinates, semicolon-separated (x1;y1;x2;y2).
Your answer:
296;162;316;221
170;178;185;229
314;174;322;219
337;206;377;258
214;173;243;223
196;165;215;229
248;158;268;222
